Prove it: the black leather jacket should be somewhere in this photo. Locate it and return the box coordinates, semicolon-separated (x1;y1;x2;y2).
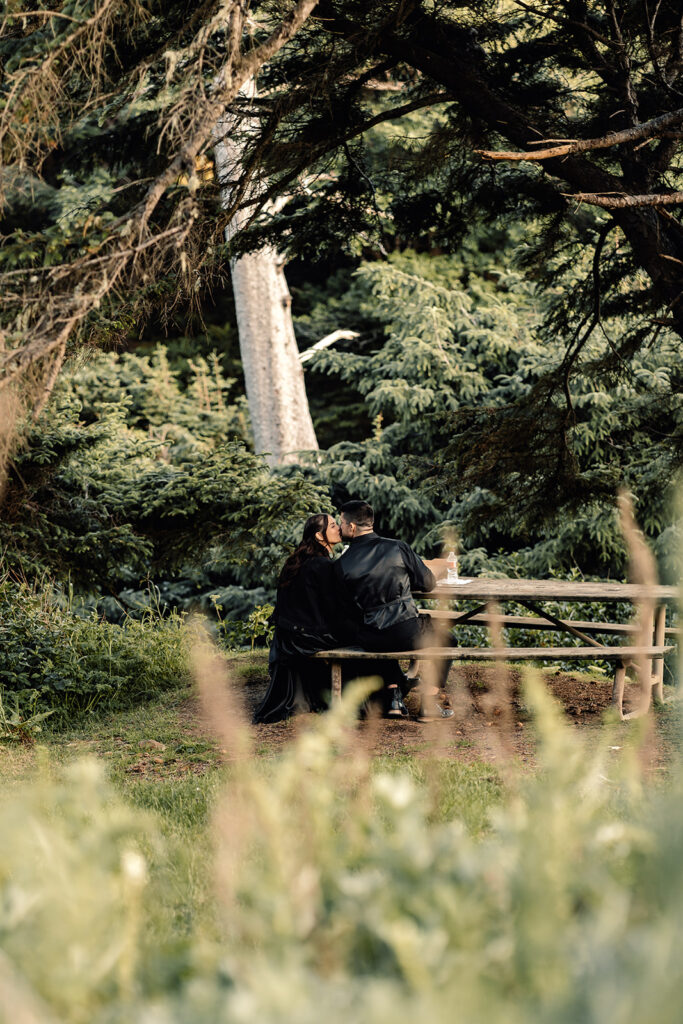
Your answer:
333;532;436;632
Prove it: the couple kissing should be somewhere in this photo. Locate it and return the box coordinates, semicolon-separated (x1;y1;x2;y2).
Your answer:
253;500;454;723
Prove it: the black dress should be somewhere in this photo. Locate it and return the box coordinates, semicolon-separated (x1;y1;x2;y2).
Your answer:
253;555;359;724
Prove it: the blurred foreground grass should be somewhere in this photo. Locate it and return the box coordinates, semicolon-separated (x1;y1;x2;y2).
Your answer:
0;656;681;1024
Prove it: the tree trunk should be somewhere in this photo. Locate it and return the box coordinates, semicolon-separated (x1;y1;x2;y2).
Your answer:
213;85;318;467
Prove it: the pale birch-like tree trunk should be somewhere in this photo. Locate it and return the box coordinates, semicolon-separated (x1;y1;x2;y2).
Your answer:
214;84;318;467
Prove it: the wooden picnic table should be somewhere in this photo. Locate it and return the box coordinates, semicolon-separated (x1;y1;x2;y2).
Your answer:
415;574;678;717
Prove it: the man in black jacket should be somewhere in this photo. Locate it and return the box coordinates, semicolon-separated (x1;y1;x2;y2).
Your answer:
335;500;454;721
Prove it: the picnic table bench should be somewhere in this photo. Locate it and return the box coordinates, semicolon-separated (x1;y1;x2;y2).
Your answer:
312;577;678;720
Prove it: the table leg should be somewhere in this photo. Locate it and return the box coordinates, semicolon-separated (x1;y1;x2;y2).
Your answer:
611;660;626;719
331;661;342;705
653;604;666;703
635;605;655;718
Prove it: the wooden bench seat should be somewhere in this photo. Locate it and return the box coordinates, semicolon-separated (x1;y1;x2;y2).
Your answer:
311;644;674;719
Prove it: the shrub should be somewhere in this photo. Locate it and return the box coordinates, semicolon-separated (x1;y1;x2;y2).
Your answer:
0;576;190;722
209;596;275;651
0;356;327;597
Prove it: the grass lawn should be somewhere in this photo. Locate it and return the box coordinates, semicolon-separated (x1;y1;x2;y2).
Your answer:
0;663;512;971
0;652;555;943
2;652;679;840
0;654;516;940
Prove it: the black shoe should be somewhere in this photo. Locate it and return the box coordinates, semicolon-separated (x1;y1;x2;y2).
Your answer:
386;692;409;718
417;700;454;722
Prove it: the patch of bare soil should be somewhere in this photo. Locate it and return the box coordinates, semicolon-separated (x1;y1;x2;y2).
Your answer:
124;756;213;777
238;665;677;774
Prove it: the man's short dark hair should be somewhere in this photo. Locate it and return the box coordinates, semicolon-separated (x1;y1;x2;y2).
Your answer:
341;500;374;528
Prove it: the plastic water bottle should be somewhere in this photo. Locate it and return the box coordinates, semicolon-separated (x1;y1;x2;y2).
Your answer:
446;550;459;583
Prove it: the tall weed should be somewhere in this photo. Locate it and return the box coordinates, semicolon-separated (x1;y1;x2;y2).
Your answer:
0;665;681;1023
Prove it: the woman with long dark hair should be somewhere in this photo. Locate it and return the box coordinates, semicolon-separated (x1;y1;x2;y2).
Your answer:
253;513;357;723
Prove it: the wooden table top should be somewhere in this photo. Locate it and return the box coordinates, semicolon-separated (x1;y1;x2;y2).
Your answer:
416;577;679;603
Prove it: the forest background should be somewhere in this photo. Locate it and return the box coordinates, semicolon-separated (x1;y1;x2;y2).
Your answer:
1;6;683;1024
0;0;682;716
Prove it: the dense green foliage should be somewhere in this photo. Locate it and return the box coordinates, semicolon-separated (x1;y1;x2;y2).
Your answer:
0;2;680;698
0;576;190;723
2;1;682;473
292;236;681;580
1;346;327;610
0;682;681;1022
245;1;683;342
1;229;679;658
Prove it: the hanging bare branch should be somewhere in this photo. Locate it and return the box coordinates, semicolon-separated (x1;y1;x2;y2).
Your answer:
0;0;320;416
0;0;142;176
139;0;320;231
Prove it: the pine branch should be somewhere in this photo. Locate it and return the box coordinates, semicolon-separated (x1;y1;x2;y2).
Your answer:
475;107;683;162
565;191;683;207
232;90;452;226
506;0;618;48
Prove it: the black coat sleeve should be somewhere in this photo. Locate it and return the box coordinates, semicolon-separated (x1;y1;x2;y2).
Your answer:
398;541;436;593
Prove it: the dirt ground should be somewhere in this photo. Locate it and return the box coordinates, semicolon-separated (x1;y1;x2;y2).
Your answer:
2;663;675;786
237;663;679;774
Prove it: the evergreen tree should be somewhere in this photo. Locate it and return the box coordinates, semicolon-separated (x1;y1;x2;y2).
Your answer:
1;1;680;562
292;234;681;580
0;348;327;604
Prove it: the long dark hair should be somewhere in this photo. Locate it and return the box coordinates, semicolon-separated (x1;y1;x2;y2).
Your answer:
277;513;335;588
